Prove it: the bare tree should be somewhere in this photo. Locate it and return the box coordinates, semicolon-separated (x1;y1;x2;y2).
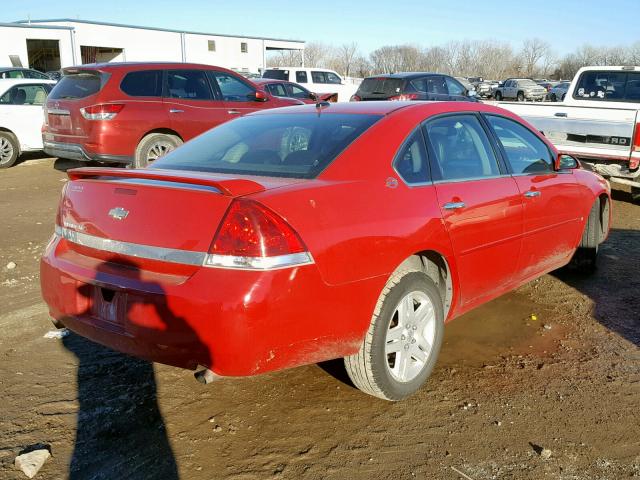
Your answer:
520;38;552;77
334;42;359;77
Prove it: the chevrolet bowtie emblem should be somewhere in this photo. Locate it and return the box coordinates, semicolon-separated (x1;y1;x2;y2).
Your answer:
108;207;129;220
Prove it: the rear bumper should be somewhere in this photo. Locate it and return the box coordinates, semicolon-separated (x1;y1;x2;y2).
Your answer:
43;140;131;164
40;237;378;376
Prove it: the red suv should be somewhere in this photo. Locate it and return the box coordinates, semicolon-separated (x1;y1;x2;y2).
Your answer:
43;63;303;167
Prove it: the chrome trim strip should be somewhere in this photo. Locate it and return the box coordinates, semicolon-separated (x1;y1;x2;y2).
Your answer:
55;226;314;270
55;225;206;266
203;252;314;270
47;108;70;115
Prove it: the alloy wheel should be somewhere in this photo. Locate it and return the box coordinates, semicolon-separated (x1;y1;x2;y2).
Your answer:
146;140;176;163
0;137;14;165
385;290;436;383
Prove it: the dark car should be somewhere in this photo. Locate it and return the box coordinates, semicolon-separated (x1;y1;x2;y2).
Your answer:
0;67;50;80
253;78;339;103
350;73;477;102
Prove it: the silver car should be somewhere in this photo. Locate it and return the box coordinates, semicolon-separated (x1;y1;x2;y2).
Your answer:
494;78;547;101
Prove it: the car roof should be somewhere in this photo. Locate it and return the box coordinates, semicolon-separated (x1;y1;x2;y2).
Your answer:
248;100;517;118
253;78;289;84
0;78;56;86
364;72;443;80
62;62;232;71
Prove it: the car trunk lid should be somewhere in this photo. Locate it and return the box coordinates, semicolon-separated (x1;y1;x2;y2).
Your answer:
57;167;303;273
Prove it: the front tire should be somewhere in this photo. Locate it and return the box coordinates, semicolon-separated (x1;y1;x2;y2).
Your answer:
631;187;640;204
133;133;183;169
494;91;503;101
0;131;19;168
344;271;444;401
517;91;525;102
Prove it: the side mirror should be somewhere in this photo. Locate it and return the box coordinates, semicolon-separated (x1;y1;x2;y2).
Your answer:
251;90;268;102
555;153;579;170
309;92;318;101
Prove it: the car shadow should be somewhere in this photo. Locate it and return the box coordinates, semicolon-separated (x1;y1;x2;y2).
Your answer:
53;158;109;172
60;256;212;479
553;228;640;347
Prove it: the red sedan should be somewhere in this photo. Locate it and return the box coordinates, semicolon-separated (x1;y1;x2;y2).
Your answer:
40;101;611;400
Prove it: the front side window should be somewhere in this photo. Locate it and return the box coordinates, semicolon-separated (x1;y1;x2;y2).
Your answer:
0;84;49;105
167;70;212;100
208;72;254;102
485;115;553;174
288;83;310;99
326;72;342;84
393;130;429;184
152;113;382;179
25;70;49;79
121;70;163;97
445;77;465;96
424;114;500;181
296;71;307;83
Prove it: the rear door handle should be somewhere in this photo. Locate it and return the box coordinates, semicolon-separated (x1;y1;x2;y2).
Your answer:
524;190;541;197
443;202;466;210
228;109;241;115
554;112;567;117
169;109;184;113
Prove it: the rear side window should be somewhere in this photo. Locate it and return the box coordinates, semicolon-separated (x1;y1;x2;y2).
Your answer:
49;72;104;100
296;71;307;83
151;113;382;179
120;70;163;97
485;115;553;174
424;114;500;181
573;71;640;102
394;130;429;184
167;70;213;100
263;69;288;80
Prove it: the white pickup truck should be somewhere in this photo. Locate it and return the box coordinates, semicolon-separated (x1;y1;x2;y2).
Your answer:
493;66;640;201
262;67;360;102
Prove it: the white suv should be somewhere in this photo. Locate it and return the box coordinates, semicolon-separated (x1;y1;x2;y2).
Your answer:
262;67;359;102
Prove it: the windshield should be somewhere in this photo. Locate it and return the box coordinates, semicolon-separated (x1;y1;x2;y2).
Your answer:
152;112;382;179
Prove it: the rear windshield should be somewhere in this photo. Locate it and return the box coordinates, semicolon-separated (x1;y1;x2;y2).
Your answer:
357;77;404;96
151;113;382;179
49;72;106;100
573;71;640;102
263;70;288;80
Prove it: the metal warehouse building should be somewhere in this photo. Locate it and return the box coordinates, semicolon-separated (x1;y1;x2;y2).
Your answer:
0;19;305;74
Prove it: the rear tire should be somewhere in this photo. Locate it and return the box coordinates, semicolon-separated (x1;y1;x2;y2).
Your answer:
133;133;183;169
344;271;444;401
570;198;603;274
631;187;640;204
0;131;19;168
494;91;502;101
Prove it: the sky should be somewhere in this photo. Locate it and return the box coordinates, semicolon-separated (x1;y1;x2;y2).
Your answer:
2;0;639;56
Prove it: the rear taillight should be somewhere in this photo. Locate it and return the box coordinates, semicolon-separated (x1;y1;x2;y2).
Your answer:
350;94;361;102
80;103;125;120
632;123;640;169
388;93;420;101
204;199;313;270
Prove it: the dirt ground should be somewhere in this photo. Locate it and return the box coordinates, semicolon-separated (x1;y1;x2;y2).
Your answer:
1;156;638;480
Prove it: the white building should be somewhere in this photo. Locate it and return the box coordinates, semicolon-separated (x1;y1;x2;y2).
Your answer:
0;18;305;74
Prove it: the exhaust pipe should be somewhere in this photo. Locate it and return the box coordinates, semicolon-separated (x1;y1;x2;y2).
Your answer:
194;368;222;384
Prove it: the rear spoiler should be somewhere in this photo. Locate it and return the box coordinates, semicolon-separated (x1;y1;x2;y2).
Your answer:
67;167;266;197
